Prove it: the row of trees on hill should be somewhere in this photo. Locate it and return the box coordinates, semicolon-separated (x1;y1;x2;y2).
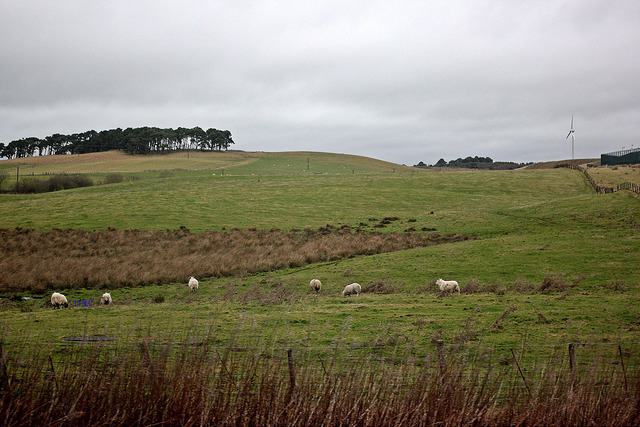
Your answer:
0;126;234;159
414;156;530;170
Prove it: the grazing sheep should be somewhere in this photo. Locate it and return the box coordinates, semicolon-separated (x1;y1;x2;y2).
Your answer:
188;276;199;292
436;278;460;294
310;279;322;294
100;292;112;305
51;292;68;309
342;283;361;297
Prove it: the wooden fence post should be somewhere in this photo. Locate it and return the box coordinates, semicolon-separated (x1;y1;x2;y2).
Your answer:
436;340;446;380
618;344;628;392
511;348;532;397
569;343;577;388
287;348;296;393
0;341;8;392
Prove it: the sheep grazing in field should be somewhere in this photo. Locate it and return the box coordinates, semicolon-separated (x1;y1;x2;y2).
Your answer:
436;278;460;294
51;292;68;309
188;276;199;292
342;283;361;297
310;279;322;294
100;292;112;305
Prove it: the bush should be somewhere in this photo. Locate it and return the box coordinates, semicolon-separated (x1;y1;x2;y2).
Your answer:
509;278;536;293
47;174;93;191
15;178;47;193
14;174;94;193
538;274;575;294
105;173;124;184
462;279;480;294
604;281;630;291
362;279;396;294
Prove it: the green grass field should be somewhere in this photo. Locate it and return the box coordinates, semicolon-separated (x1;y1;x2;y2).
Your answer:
0;151;638;356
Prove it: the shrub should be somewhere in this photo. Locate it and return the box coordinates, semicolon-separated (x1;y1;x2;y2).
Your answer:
362;279;396;294
462;278;480;294
605;281;630;291
48;174;93;191
509;277;536;293
538;274;576;294
15;177;47;193
461;279;504;295
105;173;124;184
14;174;93;193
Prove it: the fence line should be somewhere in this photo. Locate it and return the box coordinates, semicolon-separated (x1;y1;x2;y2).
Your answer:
2;340;637;389
2;339;638;350
618;181;640;194
557;163;640;194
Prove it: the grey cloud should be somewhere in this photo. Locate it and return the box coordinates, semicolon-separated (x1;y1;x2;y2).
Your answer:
1;0;638;164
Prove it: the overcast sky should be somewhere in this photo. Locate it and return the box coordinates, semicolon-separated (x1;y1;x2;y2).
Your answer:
1;0;638;164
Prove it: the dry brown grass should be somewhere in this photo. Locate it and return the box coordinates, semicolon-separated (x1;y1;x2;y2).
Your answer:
0;339;637;427
0;227;470;293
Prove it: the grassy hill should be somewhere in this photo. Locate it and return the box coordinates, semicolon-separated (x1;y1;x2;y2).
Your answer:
0;149;408;176
0;150;638;353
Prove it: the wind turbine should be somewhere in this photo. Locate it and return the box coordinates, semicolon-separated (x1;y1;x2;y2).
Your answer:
566;115;575;159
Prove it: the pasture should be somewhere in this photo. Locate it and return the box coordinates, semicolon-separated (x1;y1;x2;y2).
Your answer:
0;150;638;426
0;151;638;346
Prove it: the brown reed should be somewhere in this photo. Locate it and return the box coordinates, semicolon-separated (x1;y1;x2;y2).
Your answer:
0;338;637;427
0;227;470;293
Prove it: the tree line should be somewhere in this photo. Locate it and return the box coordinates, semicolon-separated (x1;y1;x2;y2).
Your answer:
414;156;530;170
0;126;234;159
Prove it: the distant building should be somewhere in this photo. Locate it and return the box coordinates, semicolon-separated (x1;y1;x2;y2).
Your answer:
601;148;640;166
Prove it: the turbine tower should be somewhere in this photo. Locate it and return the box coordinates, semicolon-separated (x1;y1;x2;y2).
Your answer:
566;115;575;159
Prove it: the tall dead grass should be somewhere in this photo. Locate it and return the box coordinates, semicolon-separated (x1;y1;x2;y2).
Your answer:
0;339;637;427
0;227;470;293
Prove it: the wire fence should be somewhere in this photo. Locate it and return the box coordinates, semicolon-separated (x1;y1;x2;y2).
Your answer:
557;163;640;194
1;339;637;403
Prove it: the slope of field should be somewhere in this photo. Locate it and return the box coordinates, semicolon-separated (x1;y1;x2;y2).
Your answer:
0;151;638;354
0;149;410;176
587;164;640;187
0;150;258;174
524;158;639;188
523;158;598;169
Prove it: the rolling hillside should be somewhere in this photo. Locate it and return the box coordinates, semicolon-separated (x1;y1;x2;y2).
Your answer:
0;149;410;175
0;149;638;351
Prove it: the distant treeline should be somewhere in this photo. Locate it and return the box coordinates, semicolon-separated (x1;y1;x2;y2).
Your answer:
414;156;531;170
0;126;234;159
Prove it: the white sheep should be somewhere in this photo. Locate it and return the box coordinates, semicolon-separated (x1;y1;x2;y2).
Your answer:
436;278;460;294
342;283;361;297
310;279;322;294
100;292;112;305
51;292;68;309
188;276;199;292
